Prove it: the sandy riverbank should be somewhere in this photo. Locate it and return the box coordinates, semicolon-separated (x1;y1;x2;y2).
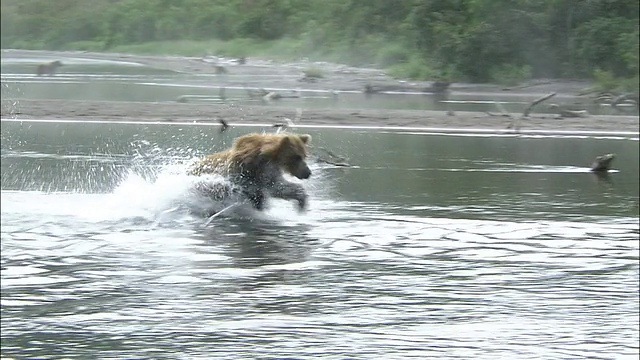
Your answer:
3;98;638;134
1;50;638;134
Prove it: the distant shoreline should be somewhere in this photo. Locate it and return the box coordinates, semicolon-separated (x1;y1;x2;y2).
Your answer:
1;49;598;94
1;50;638;136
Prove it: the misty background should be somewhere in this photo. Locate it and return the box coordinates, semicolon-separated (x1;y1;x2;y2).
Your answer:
1;0;638;90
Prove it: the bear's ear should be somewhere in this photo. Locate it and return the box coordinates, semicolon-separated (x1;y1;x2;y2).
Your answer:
298;134;311;144
279;136;292;147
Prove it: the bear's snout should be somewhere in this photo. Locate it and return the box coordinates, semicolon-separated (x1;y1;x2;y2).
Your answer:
298;167;311;179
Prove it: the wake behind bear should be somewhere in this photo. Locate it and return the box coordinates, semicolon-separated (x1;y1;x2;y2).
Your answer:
188;132;312;213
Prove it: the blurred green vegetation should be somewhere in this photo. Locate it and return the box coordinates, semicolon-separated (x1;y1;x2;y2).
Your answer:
1;0;638;90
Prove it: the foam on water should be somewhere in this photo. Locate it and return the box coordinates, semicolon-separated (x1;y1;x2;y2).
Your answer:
92;165;255;223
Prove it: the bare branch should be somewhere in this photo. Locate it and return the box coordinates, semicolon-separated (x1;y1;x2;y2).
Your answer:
522;92;556;117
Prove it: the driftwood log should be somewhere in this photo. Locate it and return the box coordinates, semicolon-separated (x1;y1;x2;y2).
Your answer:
590;153;615;172
522;92;556;117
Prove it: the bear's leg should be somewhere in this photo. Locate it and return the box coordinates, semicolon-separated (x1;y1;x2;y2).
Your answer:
270;181;308;210
244;188;266;210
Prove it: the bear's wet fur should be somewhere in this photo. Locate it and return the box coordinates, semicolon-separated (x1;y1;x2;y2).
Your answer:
189;132;312;211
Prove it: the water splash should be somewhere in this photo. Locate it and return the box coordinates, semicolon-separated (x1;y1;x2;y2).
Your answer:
103;166;245;223
1;81;23;119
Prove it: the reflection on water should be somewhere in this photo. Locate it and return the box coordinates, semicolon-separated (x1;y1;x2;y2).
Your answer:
1;121;639;359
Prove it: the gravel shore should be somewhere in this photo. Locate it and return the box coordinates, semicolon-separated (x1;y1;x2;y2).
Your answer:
1;50;638;134
2;99;637;135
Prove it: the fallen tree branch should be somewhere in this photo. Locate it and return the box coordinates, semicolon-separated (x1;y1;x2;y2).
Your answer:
522;92;556;117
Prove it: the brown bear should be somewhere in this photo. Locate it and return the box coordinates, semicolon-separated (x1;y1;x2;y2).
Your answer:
189;132;312;211
37;61;63;76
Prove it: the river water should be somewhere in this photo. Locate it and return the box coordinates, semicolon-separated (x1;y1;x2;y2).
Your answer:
2;51;639;359
1;120;638;359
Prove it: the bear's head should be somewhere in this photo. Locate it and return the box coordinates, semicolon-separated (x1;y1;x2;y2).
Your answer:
273;133;312;179
232;133;312;179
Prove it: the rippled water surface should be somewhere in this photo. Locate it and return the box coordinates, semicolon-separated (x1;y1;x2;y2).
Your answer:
1;121;639;359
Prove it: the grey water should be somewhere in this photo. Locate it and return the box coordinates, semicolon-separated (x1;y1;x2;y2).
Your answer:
3;52;636;115
1;120;639;359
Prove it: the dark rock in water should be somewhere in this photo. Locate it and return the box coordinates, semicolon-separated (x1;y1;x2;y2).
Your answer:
590;153;615;172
